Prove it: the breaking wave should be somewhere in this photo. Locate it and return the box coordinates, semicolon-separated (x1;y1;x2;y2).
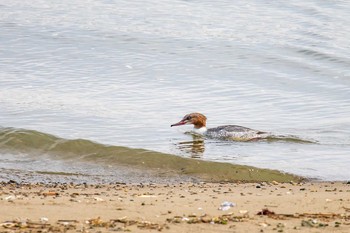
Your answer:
0;127;302;183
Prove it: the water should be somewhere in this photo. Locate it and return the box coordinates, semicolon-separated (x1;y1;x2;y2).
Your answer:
0;0;349;181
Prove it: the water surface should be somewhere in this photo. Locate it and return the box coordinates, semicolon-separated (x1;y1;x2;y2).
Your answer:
0;0;349;181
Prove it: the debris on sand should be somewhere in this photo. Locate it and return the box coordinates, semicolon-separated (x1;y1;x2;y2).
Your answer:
218;201;236;211
167;213;247;225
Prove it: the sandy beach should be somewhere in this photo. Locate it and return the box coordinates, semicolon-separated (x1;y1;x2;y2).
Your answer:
1;180;349;233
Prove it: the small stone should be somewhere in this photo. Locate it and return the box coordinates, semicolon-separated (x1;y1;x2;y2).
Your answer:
94;197;104;202
259;223;268;228
40;217;49;223
5;195;16;201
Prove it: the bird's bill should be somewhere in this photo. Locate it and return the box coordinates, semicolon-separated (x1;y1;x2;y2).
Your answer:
170;120;187;127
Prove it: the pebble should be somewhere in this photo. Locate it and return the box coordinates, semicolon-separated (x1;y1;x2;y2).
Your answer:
40;217;49;223
271;181;279;185
93;197;105;202
259;223;268;228
5;195;16;201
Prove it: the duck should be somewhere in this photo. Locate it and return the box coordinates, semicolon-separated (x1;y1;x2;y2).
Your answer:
171;112;269;141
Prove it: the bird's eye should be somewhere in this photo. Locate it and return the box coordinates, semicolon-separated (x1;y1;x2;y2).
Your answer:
186;116;192;120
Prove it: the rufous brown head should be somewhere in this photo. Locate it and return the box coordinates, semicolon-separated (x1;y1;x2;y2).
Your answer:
171;113;207;129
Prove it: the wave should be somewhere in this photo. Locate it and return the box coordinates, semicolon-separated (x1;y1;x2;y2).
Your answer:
0;127;303;183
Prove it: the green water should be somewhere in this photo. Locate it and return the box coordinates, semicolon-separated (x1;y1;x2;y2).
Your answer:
0;127;303;183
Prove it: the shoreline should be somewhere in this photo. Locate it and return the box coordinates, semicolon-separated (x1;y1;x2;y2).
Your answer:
0;155;305;184
0;127;307;184
1;129;349;232
1;180;349;232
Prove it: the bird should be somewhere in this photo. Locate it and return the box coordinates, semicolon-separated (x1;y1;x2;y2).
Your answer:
171;112;269;141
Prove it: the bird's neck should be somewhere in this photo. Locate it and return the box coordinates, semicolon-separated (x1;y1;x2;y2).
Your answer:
193;126;207;134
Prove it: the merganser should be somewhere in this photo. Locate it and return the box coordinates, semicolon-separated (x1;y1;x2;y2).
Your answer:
171;113;269;141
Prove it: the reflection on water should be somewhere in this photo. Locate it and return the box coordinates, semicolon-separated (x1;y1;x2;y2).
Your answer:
175;131;315;159
175;134;205;158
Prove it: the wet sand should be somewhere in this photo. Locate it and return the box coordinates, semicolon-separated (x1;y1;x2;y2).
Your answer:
1;181;349;232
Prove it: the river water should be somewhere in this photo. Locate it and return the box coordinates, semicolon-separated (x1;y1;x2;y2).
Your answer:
1;0;349;182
